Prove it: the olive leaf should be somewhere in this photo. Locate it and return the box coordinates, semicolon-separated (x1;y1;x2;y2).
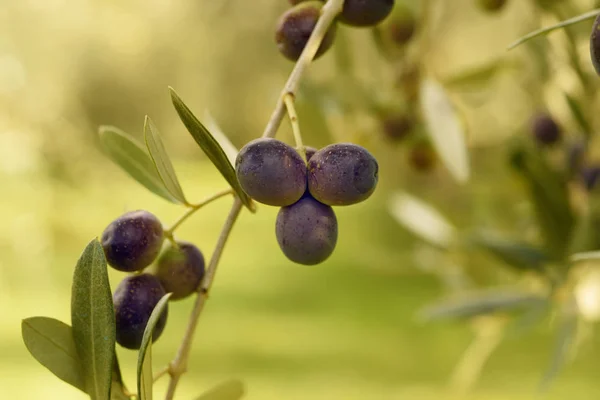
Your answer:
388;191;456;250
98;126;178;203
144;116;188;205
539;300;579;392
71;239;116;400
194;379;245;400
419;78;470;184
564;94;591;138
470;231;549;273
21;317;85;392
508;9;600;50
203;110;239;166
418;289;547;322
137;293;171;400
510;143;574;260
169;88;255;212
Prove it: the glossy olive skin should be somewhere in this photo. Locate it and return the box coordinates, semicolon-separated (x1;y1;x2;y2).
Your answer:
276;196;338;265
591;14;600;75
307;143;378;206
236;138;307;206
531;113;561;146
304;146;318;161
101;210;164;272
276;2;337;61
477;0;507;12
113;274;168;350
153;241;205;301
339;0;395;27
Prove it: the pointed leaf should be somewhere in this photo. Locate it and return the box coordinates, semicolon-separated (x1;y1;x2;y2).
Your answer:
388;192;456;249
419;78;470;183
564;94;591;138
539;301;578;392
570;250;600;264
470;231;549;273
22;317;85;392
137;293;171;400
508;9;600;50
510;144;574;260
418;289;547;322
203;110;239;166
169;88;255;212
195;379;245;400
71;239;116;400
98;126;177;203
144;116;187;204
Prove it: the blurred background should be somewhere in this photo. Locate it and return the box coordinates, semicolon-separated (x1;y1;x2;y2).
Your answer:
4;0;600;398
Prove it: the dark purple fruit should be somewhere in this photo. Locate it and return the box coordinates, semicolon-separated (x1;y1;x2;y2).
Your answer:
113;274;168;350
339;0;395;27
236;138;307;206
307;143;378;206
591;14;600;75
276;195;338;265
530;112;561;146
153;241;205;301
101;210;164;272
477;0;507;12
304;146;318;161
276;2;337;61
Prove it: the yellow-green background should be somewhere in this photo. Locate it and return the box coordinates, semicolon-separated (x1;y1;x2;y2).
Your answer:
2;0;600;399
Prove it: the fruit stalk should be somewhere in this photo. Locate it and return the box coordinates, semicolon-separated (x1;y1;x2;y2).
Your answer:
261;0;345;140
162;1;345;398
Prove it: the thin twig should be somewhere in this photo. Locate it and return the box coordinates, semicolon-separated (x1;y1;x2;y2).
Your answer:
153;365;170;383
261;0;345;139
162;1;344;398
164;188;234;236
164;198;243;400
284;93;306;162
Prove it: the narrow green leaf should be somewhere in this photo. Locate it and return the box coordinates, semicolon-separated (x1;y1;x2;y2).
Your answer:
470;231;549;273
419;78;470;183
510;143;574;260
418;289;547;322
508;9;600;50
111;353;132;400
441;58;516;89
539;301;578;392
564;94;591;138
388;191;456;249
144;116;188;204
22;317;85;392
71;239;116;400
194;379;245;400
137;293;171;400
169;87;255;212
98;126;177;203
203;110;239;166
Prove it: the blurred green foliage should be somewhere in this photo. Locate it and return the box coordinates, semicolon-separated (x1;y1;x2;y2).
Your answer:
3;0;600;399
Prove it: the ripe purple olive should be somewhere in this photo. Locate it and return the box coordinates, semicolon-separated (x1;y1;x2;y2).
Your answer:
113;274;168;350
276;195;338;265
101;210;164;272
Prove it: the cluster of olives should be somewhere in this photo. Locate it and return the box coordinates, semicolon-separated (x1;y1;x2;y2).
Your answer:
235;139;378;265
100;211;206;349
276;0;395;62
